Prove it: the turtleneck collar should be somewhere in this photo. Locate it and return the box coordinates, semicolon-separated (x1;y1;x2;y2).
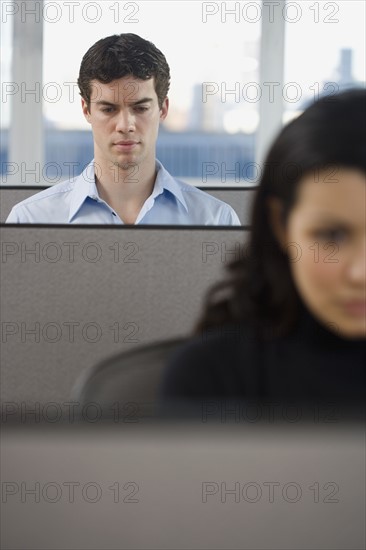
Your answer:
293;300;366;350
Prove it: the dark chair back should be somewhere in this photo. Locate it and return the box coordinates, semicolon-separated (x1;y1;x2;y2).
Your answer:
71;338;186;419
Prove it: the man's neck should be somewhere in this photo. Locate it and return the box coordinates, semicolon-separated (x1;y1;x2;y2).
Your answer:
94;158;157;224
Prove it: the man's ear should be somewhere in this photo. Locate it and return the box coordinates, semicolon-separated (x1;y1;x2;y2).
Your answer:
81;98;91;123
267;197;288;251
159;97;169;121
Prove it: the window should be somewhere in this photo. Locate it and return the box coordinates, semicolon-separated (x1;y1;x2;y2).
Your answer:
1;1;365;186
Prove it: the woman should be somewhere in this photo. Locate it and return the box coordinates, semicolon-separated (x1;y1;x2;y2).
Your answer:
161;89;365;409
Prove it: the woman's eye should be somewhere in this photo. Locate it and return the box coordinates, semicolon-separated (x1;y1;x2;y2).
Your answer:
315;229;347;242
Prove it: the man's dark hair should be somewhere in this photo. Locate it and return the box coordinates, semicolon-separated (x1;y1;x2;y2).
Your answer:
78;33;170;109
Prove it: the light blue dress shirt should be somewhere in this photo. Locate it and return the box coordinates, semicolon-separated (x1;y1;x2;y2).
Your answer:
6;160;241;225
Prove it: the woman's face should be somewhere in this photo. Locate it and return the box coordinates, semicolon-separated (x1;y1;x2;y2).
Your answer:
283;168;365;338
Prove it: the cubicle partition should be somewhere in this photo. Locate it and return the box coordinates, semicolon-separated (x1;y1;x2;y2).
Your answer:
0;187;46;222
1;225;249;406
0;186;256;224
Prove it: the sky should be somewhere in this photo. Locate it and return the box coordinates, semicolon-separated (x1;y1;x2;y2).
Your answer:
1;0;365;129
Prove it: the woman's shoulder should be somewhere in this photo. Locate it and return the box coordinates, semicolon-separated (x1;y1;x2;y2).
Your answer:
160;323;259;400
173;322;259;368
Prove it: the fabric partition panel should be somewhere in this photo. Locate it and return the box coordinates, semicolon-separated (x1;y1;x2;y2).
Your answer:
1;226;249;405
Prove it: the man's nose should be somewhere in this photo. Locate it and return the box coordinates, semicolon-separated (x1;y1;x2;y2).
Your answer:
115;110;135;133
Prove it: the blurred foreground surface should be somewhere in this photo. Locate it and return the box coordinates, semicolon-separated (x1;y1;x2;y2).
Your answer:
1;419;365;549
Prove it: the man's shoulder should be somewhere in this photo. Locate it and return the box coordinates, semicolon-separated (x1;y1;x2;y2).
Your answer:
12;179;75;209
171;177;221;201
157;162;225;204
167;176;241;224
6;178;78;223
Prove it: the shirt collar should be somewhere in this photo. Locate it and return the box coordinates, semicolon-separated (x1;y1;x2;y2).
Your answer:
68;160;100;222
154;160;189;212
68;159;189;222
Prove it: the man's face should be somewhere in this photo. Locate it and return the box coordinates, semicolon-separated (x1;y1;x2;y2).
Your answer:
81;76;168;170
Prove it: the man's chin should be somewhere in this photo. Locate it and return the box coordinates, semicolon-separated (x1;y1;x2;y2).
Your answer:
112;160;139;171
118;162;137;170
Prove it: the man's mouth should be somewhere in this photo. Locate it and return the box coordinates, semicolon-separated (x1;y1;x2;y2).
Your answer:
114;141;139;150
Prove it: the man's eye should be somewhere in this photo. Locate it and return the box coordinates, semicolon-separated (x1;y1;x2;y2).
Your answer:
101;107;114;113
134;106;149;112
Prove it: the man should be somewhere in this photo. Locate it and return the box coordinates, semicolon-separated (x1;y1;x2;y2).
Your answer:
7;33;240;225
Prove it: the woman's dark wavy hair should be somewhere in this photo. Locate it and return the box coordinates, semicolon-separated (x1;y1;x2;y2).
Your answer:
196;88;366;338
78;33;170;109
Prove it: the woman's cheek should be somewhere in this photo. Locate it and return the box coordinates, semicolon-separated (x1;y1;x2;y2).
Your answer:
292;240;340;300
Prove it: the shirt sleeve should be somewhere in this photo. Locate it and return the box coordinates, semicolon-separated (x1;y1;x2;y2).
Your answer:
222;205;241;226
5;207;21;223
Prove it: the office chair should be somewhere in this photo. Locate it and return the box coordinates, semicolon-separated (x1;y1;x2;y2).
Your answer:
71;338;186;420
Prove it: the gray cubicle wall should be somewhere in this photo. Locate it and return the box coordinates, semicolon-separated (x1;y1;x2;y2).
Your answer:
0;187;45;222
0;186;256;224
1;226;249;405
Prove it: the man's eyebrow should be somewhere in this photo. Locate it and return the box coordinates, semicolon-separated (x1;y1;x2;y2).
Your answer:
94;98;153;106
130;97;153;105
95;100;116;106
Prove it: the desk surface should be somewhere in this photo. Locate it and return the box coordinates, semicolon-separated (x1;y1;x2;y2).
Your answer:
1;422;365;549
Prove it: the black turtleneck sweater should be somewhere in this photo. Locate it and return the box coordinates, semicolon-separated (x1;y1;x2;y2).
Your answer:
160;307;366;406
